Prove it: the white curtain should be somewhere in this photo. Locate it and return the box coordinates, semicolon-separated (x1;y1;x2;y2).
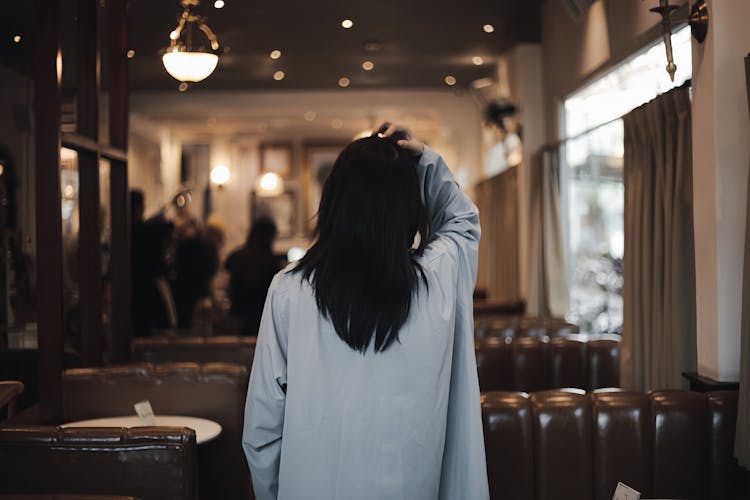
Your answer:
621;85;696;391
526;147;569;317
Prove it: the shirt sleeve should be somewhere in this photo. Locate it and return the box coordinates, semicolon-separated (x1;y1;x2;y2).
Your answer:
242;276;289;500
416;147;489;500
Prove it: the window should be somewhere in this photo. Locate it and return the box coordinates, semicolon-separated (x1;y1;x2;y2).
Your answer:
562;26;691;333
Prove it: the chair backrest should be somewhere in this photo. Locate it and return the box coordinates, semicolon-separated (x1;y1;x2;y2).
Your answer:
481;389;747;500
475;334;621;392
62;363;250;500
0;380;24;419
131;336;256;370
0;426;196;500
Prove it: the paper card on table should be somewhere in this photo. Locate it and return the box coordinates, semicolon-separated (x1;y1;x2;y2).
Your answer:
613;482;641;500
134;400;155;425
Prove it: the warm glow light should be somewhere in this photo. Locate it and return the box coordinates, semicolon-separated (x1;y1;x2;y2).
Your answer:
162;51;219;82
257;172;284;196
338;77;350;87
270;49;282;59
12;35;21;43
214;0;225;8
178;82;189;92
127;50;135;58
210;165;230;186
472;56;484;65
0;163;4;177
169;30;178;40
341;19;354;29
63;185;75;198
483;24;494;33
56;50;63;84
362;60;374;71
287;247;306;263
304;111;316;121
444;75;456;86
331;119;343;129
274;71;285;81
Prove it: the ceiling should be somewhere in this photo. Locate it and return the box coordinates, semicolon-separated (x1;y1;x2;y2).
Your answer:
126;0;541;91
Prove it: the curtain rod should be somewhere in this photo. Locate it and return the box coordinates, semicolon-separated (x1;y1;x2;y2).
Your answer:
546;78;692;151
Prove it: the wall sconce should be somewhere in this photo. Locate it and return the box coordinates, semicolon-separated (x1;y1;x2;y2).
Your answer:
210;165;230;189
649;0;709;81
256;172;284;197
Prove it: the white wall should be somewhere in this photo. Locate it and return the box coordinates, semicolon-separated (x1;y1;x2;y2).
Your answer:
692;0;750;381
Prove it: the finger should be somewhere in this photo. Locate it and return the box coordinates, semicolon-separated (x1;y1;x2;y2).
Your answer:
382;123;399;138
374;122;391;136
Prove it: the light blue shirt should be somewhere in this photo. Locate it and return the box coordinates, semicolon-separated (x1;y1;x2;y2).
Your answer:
242;146;489;500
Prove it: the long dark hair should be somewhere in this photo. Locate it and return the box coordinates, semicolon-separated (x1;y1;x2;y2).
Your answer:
293;135;429;353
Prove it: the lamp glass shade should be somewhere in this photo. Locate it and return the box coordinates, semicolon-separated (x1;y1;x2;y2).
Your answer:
162;51;219;82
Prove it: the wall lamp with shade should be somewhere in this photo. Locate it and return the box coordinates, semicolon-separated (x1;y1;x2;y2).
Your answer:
256;172;284;197
648;0;709;81
210;164;230;189
162;0;221;83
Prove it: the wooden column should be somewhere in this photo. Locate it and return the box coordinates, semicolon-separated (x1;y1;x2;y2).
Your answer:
77;0;103;366
34;0;63;413
109;0;131;363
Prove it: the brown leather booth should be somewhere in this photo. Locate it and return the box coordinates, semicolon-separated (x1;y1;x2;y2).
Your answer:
482;389;749;500
475;334;620;392
131;336;256;370
0;426;196;500
475;316;579;339
62;363;250;500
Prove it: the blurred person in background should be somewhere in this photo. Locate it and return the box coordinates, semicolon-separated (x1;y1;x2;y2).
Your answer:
225;217;284;336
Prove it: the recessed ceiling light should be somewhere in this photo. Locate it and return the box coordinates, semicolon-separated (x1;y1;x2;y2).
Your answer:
341;19;354;29
483;24;494;33
178;82;188;92
472;56;484;65
270;49;282;59
214;0;225;7
362;61;374;71
338;77;350;87
444;75;456;86
331;118;344;129
304;111;316;121
127;49;135;59
12;35;21;43
274;71;285;81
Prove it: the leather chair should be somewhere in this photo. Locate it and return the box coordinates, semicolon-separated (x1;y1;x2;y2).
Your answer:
475;334;620;392
0;426;196;500
475;316;579;340
131;336;256;370
62;363;250;500
481;389;749;500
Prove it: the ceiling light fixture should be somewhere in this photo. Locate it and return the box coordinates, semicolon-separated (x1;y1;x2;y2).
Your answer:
162;0;221;83
127;49;135;58
362;61;374;71
274;71;285;81
472;56;484;65
331;119;343;129
483;24;494;33
341;19;354;29
304;111;317;121
444;75;456;86
270;49;281;59
214;0;225;8
12;35;21;43
338;77;350;87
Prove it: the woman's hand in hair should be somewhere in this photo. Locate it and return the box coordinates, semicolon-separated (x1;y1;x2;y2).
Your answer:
377;122;424;157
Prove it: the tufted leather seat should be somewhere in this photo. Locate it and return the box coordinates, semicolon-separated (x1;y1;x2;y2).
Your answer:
131;336;256;370
476;334;620;392
0;426;196;500
482;389;749;500
62;363;250;500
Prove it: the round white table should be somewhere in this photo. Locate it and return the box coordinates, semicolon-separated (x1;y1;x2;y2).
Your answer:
62;415;222;444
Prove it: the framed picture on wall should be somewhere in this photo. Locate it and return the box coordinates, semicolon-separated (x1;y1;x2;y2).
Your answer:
304;142;346;234
251;190;297;239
